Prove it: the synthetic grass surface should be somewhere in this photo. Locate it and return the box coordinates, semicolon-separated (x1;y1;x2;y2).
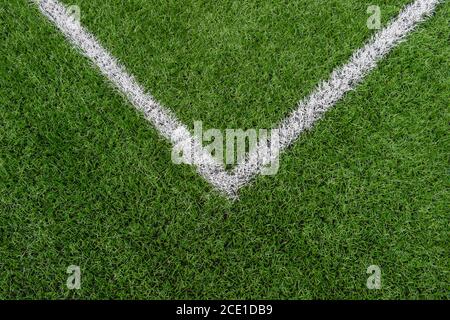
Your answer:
0;0;448;299
59;0;413;131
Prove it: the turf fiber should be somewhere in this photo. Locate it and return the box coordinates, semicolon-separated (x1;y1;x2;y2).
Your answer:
0;0;448;299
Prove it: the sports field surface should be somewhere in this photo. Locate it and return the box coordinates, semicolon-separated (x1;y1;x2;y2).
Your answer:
0;0;448;299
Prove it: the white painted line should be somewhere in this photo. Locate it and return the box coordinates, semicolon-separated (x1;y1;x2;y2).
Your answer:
36;0;442;198
36;0;232;195
230;0;443;193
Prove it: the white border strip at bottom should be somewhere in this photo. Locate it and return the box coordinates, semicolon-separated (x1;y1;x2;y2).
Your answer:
36;0;442;198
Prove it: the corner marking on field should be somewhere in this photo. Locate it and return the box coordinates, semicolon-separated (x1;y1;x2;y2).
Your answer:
35;0;443;199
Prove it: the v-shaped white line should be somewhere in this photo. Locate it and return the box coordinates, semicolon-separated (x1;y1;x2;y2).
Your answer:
36;0;442;199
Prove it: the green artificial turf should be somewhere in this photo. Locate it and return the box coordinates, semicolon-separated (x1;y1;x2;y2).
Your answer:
58;0;413;131
0;0;448;299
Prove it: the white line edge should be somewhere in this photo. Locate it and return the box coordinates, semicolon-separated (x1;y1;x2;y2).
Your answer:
35;0;442;199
